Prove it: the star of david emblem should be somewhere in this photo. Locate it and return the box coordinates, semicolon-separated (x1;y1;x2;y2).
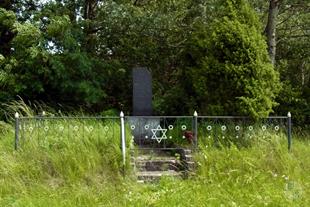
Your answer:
151;125;167;143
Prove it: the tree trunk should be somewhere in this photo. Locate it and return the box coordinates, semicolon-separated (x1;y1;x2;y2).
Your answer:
301;61;305;87
83;0;98;53
265;0;280;65
83;0;97;20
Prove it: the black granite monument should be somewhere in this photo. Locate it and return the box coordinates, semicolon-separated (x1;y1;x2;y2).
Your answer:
132;67;152;116
131;67;159;145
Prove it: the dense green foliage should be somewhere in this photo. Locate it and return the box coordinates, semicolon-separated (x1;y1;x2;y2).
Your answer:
188;1;280;117
250;0;310;124
275;1;310;125
0;0;309;123
0;122;309;206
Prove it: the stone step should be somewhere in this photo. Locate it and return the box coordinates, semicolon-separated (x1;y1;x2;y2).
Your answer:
182;149;192;154
132;148;181;156
137;170;182;182
132;148;195;182
184;161;196;171
135;155;179;162
183;154;193;161
135;159;180;171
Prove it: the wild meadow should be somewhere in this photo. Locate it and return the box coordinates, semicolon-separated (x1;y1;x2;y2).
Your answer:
0;113;309;207
1;0;309;206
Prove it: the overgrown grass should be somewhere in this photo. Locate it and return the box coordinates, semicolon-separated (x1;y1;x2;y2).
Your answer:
0;117;309;206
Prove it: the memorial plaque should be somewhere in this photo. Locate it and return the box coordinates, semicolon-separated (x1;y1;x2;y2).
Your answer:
133;67;152;116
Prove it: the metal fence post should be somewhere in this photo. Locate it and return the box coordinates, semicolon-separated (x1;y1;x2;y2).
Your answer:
193;111;198;148
120;111;126;172
287;112;292;151
14;112;19;150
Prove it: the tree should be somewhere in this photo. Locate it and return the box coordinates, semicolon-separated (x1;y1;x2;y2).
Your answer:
0;0;110;111
2;0;306;122
187;0;281;118
0;7;18;100
251;0;310;123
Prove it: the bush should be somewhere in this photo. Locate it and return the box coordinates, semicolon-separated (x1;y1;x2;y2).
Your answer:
188;0;281;118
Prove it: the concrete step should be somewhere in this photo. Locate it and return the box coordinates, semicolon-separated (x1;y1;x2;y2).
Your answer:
135;159;180;171
132;148;196;182
183;154;193;162
137;170;182;182
184;161;196;171
182;149;192;154
135;154;179;161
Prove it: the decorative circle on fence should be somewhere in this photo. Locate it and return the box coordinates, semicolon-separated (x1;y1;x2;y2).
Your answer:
29;127;33;132
44;126;49;132
235;125;240;131
130;125;135;130
168;125;173;130
262;125;267;131
144;125;149;130
248;126;253;131
207;125;212;131
221;125;227;131
59;125;64;131
181;125;187;130
275;125;279;131
104;126;109;131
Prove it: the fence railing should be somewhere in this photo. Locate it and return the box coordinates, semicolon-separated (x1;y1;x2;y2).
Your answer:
197;114;291;149
14;111;293;170
14;112;120;150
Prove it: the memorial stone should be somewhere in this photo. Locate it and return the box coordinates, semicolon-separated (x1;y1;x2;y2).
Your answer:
131;67;160;145
132;67;152;116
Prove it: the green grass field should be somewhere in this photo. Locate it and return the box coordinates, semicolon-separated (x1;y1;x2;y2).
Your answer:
0;120;309;207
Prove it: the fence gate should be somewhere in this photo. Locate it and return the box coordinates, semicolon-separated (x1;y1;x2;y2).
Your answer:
126;115;197;150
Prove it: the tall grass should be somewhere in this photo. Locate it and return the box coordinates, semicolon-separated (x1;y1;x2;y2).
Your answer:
0;102;309;206
1;122;309;206
0;119;128;206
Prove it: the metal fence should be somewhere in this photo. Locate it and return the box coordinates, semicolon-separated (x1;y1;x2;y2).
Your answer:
14;111;292;168
14;114;120;150
197;115;291;149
